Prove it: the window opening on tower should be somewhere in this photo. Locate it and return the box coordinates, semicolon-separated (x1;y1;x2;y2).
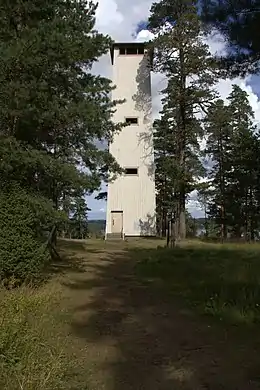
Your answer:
119;47;145;55
125;117;138;125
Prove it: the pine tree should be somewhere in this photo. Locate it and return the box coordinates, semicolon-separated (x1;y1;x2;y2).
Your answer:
0;0;122;195
0;0;123;281
153;117;176;238
205;86;260;241
70;195;90;239
197;182;212;238
149;0;218;241
204;99;233;241
201;0;260;75
226;85;260;239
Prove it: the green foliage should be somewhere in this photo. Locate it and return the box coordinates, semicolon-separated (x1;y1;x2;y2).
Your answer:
204;98;232;239
0;0;123;186
185;211;198;238
88;220;106;238
204;85;260;240
201;0;260;75
58;189;91;239
0;0;123;282
150;0;218;240
69;194;90;239
0;185;61;284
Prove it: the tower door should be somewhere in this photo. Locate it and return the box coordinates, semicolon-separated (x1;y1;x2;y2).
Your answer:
111;211;123;233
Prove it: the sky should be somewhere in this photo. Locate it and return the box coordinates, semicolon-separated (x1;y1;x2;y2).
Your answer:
87;0;260;220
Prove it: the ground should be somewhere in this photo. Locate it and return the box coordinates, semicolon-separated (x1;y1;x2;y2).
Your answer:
49;238;260;390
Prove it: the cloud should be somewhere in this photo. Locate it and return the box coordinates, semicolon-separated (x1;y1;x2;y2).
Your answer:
135;28;154;42
95;0;124;37
95;0;155;41
87;0;260;219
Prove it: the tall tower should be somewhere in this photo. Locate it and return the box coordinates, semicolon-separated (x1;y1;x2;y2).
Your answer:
106;42;156;238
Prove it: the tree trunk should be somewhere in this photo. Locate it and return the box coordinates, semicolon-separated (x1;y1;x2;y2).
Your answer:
178;46;186;241
174;201;180;241
162;175;167;237
162;207;167;237
204;203;208;238
170;216;176;248
179;210;186;240
166;218;170;247
249;186;254;241
218;135;226;242
157;214;162;237
220;204;225;243
244;188;249;241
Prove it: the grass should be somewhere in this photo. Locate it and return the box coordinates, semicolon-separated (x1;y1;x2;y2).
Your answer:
0;238;124;390
0;283;74;390
2;238;260;389
134;240;260;325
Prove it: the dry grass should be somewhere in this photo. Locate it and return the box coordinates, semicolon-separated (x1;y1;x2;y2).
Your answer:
0;283;73;390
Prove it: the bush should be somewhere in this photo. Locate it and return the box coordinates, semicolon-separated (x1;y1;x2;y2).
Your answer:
0;185;59;284
0;285;70;390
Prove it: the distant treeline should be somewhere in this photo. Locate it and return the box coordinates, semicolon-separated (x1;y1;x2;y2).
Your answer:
88;220;106;236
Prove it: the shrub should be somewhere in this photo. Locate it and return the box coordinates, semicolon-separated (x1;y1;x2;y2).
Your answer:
0;185;59;284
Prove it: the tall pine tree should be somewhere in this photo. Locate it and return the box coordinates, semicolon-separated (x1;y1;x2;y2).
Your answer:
149;0;218;241
0;0;123;281
204;99;232;240
205;86;260;240
226;85;260;239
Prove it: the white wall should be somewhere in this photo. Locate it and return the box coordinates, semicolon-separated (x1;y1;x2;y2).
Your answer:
106;47;156;236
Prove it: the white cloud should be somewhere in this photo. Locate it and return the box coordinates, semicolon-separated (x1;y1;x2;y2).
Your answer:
95;0;124;37
88;0;260;218
135;29;154;42
96;0;155;41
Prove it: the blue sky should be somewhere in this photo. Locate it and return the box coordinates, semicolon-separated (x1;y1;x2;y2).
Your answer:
87;188;107;220
136;21;148;34
249;75;260;96
88;2;260;220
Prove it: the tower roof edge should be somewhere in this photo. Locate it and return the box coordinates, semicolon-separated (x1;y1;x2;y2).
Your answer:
110;42;153;65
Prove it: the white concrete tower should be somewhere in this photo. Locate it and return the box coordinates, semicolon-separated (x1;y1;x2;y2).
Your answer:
106;42;156;238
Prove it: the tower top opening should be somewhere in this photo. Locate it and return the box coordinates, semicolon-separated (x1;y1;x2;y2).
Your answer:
110;42;153;65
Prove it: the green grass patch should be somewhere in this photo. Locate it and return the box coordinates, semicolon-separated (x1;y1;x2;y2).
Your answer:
0;283;74;390
134;242;260;325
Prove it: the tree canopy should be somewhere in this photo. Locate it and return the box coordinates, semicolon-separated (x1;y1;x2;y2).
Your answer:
201;0;260;75
0;0;123;283
150;0;218;242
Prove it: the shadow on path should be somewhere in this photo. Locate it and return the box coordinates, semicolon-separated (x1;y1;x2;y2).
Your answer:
65;247;260;390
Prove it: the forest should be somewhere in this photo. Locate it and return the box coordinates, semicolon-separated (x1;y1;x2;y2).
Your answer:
151;1;260;245
1;0;260;284
0;0;260;281
2;1;260;389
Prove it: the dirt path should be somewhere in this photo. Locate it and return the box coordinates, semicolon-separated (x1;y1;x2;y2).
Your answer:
59;241;260;390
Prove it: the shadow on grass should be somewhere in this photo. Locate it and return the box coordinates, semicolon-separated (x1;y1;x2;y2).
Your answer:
63;241;260;389
47;238;127;281
45;239;88;277
48;255;86;276
134;244;260;325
